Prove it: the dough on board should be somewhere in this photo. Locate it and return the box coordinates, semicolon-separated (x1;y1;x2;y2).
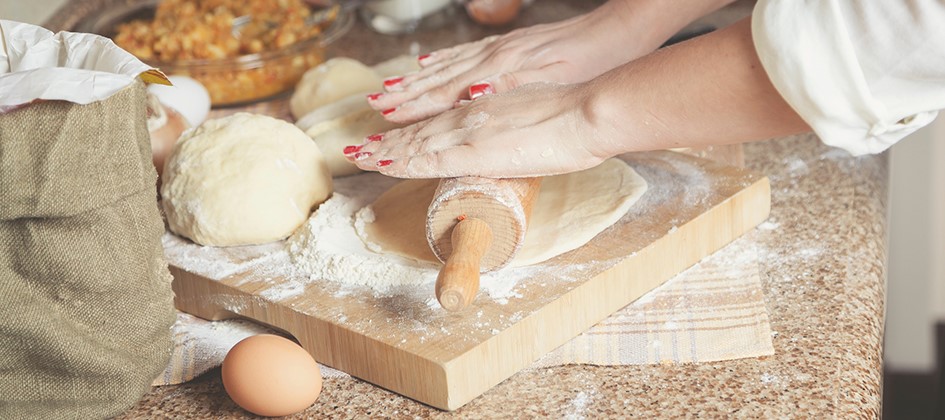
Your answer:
300;95;400;177
290;57;382;119
359;158;648;267
294;55;421;177
162;113;332;247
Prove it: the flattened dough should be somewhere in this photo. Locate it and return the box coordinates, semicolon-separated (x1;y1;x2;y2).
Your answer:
358;158;648;267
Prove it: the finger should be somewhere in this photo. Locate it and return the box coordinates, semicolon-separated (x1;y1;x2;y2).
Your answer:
468;82;496;100
372;54;484;112
369;36;503;108
371;129;463;162
377;69;502;124
342;132;387;163
387;37;497;92
371;147;470;178
377;58;539;123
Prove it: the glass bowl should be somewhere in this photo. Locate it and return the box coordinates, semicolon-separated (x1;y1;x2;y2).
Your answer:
77;0;353;107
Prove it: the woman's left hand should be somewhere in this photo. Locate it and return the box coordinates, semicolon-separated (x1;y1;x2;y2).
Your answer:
345;82;619;178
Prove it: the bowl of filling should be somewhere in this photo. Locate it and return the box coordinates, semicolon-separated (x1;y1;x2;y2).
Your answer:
80;0;352;106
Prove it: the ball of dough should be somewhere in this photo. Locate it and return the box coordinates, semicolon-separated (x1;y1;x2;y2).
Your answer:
161;113;332;246
290;57;383;119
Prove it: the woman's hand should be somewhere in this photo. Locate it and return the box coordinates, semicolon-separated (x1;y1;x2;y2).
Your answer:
367;1;659;124
347;82;619;178
366;0;737;124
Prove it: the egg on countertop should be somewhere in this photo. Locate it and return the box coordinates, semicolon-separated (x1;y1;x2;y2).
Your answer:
222;334;323;417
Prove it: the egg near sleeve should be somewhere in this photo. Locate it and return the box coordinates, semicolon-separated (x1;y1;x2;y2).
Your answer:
222;334;323;417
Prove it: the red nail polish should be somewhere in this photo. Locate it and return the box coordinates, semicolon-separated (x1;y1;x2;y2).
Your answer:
367;133;383;142
343;145;362;155
366;92;383;101
377;159;393;167
469;83;495;100
383;76;404;87
381;108;396;116
354;152;372;160
418;53;431;62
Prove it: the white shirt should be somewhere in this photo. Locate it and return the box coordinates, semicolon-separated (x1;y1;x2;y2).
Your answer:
752;0;945;155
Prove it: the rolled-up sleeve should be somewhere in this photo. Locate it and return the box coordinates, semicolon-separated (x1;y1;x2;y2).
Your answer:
752;0;945;155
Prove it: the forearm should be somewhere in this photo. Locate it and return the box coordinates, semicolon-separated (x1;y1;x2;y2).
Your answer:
588;17;809;155
608;0;739;50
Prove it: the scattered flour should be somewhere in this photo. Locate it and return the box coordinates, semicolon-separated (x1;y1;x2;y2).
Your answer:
460;110;490;129
758;220;780;231
287;192;441;292
163;233;298;283
760;372;780;384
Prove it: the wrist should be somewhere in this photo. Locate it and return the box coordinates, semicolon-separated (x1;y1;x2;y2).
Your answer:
577;73;665;158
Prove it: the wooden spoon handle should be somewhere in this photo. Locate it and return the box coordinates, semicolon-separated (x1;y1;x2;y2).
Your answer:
435;217;493;312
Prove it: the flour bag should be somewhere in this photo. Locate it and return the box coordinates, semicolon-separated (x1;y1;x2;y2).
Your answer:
0;20;175;419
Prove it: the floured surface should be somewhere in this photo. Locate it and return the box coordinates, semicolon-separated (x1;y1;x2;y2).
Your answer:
350;158;648;271
164;151;771;410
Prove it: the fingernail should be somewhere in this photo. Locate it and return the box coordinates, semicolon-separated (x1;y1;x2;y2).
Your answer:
383;76;404;88
418;53;431;62
381;108;396;116
454;99;472;107
367;133;383;142
377;159;393;167
343;145;362;155
366;92;383;101
354;152;372;160
469;82;495;100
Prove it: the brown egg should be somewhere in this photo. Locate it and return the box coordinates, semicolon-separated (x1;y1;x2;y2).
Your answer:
466;0;523;26
222;334;323;417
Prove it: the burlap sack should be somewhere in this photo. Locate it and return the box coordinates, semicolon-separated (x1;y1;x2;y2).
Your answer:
0;80;176;419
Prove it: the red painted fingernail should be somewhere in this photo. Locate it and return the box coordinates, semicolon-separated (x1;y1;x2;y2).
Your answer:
418;53;431;62
469;83;495;100
354;152;372;160
367;133;383;142
381;108;396;116
343;145;362;155
366;92;383;101
377;159;393;167
383;76;404;87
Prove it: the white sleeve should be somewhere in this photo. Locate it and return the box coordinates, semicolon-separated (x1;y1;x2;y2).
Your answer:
752;0;945;155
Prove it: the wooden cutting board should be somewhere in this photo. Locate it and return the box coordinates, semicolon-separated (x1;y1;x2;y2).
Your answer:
166;150;770;411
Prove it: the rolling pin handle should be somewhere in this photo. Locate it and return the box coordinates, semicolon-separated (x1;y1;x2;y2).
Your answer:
435;217;493;312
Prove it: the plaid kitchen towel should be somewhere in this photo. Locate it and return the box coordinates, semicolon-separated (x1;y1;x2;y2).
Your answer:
535;236;773;367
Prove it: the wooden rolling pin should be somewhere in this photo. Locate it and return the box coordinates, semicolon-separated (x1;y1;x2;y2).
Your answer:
427;177;542;312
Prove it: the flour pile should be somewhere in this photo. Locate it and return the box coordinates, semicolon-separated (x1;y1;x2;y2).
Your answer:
286;175;440;292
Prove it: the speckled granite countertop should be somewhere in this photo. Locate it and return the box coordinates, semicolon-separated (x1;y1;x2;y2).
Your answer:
46;1;886;418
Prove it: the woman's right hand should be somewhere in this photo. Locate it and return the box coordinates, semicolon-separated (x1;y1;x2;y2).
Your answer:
351;81;620;178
